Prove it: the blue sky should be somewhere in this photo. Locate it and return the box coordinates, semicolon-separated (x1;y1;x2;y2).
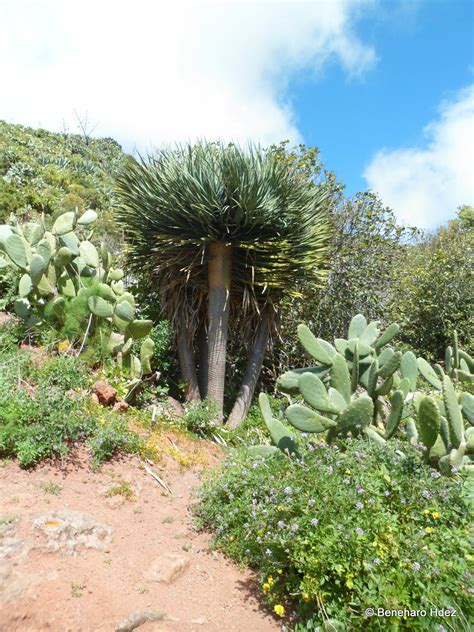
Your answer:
1;0;473;229
292;0;474;196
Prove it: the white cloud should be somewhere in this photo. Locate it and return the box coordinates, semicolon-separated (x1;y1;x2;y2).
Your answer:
0;0;376;152
364;85;474;229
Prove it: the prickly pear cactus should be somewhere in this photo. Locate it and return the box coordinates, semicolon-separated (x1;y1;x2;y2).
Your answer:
259;316;407;447
256;314;473;475
0;210;154;384
418;331;473;388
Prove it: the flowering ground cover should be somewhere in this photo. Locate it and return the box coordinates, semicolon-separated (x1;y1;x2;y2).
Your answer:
195;439;473;630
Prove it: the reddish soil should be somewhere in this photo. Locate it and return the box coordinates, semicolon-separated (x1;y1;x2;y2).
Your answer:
0;441;280;632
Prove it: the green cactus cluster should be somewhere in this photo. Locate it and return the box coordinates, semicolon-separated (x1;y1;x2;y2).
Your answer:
275;315;407;442
415;375;474;473
258;314;473;475
419;330;474;388
0;210;154;384
414;331;473;471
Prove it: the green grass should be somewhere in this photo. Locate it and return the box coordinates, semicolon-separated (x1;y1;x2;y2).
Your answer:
41;482;62;496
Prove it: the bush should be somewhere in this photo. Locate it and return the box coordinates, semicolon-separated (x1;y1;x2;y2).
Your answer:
195;440;472;630
267;193;418;382
0;385;95;467
0;119;126;240
0;342;143;468
88;414;144;469
184;398;219;436
31;355;91;391
391;218;473;359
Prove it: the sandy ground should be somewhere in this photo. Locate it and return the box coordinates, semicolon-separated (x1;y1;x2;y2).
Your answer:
0;442;280;632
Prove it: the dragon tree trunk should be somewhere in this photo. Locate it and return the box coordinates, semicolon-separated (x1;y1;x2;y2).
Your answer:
198;323;208;399
207;241;232;421
176;324;200;402
227;309;270;428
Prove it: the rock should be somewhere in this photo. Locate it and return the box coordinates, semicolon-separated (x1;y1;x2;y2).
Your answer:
32;510;113;554
19;344;48;367
0;564;39;604
92;380;117;406
150;396;185;420
116;610;166;631
0;517;24;561
113;400;129;412
0;312;17;327
91;393;100;405
64;389;82;400
144;553;190;584
166;396;185;417
0;518;34;604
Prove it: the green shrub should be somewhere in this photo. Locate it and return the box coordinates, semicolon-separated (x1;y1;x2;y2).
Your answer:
195;441;472;630
0;386;95;467
0;319;26;352
269;192;419;382
0;348;143;468
88;415;143;468
391;217;473;359
147;320;173;373
0;119;126;236
0;267;18;312
184;398;219;436
32;355;91;391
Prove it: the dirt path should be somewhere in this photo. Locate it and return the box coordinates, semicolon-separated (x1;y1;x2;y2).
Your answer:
0;445;280;632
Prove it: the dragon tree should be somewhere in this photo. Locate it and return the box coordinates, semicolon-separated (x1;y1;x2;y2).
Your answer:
116;142;331;425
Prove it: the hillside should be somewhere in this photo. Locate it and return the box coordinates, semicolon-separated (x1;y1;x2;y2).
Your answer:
0;120;127;244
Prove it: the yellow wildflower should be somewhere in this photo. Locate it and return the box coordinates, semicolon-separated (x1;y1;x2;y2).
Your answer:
262;583;270;593
274;605;285;617
344;469;351;475
267;576;274;586
423;509;431;516
302;592;310;602
425;527;435;534
57;339;70;353
277;569;283;575
431;511;440;520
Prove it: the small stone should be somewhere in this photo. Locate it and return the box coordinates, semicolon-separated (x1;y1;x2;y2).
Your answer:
145;553;190;584
149;396;184;419
116;610;166;631
0;311;17;327
32;510;113;554
92;380;117;406
192;618;207;625
113;400;129;412
65;389;81;400
19;343;48;367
